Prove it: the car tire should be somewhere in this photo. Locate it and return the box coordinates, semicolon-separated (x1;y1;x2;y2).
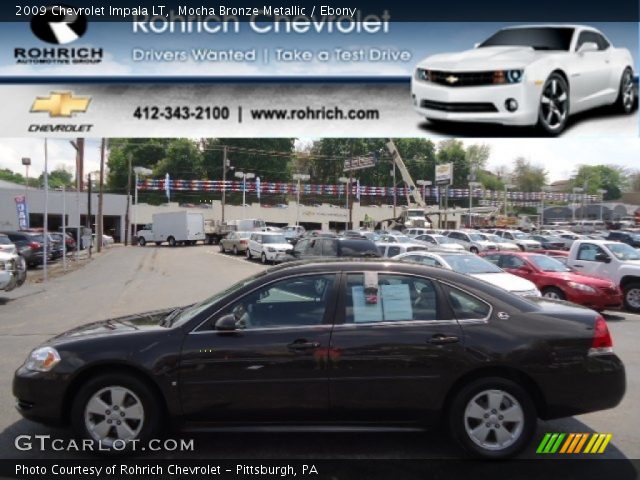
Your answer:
233;246;238;255
623;282;640;313
537;73;570;136
449;376;536;459
470;247;479;254
16;256;27;287
138;237;146;247
518;245;525;252
246;249;252;260
219;244;226;253
542;287;566;301
71;373;162;452
168;237;176;247
261;253;268;264
614;67;635;114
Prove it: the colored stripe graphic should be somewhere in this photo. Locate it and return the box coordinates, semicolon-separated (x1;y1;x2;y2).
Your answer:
538;433;612;454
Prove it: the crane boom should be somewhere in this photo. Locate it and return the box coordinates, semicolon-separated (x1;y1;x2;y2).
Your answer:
385;139;425;207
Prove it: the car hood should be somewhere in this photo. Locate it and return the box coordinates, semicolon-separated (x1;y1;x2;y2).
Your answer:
418;46;544;70
471;272;538;293
516;239;540;245
265;243;293;250
439;243;465;251
47;307;178;343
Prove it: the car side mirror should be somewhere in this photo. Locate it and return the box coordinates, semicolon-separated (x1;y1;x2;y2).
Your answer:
474;42;480;48
578;42;598;54
215;314;237;331
595;252;611;263
519;266;533;274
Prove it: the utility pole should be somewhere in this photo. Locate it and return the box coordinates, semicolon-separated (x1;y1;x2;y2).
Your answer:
97;138;105;253
125;154;132;246
74;138;85;191
43;139;48;283
221;146;227;223
87;173;92;258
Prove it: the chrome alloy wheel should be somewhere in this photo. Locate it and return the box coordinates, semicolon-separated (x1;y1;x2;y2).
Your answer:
543;290;562;300
464;389;524;451
540;78;568;131
626;287;640;310
84;386;144;445
621;70;635;112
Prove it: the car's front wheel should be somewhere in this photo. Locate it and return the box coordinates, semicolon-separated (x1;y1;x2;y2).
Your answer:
71;373;162;451
537;73;570;136
614;67;635;114
623;282;640;312
449;377;536;459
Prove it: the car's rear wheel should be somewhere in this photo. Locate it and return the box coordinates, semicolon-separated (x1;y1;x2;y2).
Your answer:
138;237;146;247
233;245;239;255
261;253;268;264
470;247;479;254
614;68;635;114
168;237;176;247
246;249;252;260
542;287;566;301
71;373;161;451
623;282;640;312
537;73;570;136
219;243;226;253
449;377;536;459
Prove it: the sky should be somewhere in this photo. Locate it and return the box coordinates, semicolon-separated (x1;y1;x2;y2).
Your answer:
1;137;638;185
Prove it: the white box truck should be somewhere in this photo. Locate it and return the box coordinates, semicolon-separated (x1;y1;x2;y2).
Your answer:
137;211;205;247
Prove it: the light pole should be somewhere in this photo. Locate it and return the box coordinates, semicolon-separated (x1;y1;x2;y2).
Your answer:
292;173;310;226
540;186;550;227
133;167;153;239
468;181;481;228
339;176;355;230
504;184;515;218
572;187;583;223
235;171;255;218
390;164;397;218
21;157;31;228
597;189;607;222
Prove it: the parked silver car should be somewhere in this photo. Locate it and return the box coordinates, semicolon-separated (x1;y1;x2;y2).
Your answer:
445;230;498;254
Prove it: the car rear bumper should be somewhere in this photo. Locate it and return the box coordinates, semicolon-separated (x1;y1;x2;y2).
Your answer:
535;353;626;420
13;366;67;427
566;291;623;311
411;78;540;126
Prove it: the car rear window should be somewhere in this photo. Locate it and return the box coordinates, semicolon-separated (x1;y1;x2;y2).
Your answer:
0;235;11;244
338;240;379;257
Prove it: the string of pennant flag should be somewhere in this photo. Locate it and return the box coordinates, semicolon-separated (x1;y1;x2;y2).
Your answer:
137;179;599;202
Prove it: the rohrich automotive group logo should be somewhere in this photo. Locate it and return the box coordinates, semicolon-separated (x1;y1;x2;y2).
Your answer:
31;6;87;44
536;432;613;454
14;4;102;65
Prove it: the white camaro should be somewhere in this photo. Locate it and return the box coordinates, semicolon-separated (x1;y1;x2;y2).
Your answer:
412;25;636;135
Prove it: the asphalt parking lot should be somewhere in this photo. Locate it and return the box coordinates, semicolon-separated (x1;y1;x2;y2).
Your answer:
0;245;638;460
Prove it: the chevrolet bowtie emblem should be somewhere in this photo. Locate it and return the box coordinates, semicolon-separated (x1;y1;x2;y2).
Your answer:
445;75;459;84
31;92;91;117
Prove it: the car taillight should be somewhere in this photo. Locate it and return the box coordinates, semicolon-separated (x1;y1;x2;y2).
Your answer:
240;240;247;245
28;242;41;249
589;315;613;356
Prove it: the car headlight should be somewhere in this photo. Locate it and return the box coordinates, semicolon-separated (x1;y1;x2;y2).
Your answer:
568;282;597;294
24;346;61;372
493;69;524;84
415;68;430;82
267;247;276;252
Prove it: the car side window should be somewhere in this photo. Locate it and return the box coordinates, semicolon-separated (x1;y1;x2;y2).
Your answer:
323;239;338;256
483;254;500;266
577;243;605;261
388;246;401;257
308;239;323;256
344;273;440;323
444;286;491;320
576;31;608;51
294;239;309;255
501;255;526;269
217;274;336;330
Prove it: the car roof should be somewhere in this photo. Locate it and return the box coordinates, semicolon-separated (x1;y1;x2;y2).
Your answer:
502;24;594;31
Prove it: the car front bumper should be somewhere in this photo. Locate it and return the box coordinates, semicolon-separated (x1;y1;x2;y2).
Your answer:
265;250;292;262
411;77;541;126
13;366;67;427
565;289;623;311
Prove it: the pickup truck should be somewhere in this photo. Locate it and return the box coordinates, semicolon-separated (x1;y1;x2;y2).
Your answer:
567;239;640;312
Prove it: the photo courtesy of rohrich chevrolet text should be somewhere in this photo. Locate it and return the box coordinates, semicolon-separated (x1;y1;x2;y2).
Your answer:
0;0;639;479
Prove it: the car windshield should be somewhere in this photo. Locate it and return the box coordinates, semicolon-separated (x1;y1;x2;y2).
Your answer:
261;235;287;244
606;243;640;261
468;234;486;242
407;210;424;217
435;235;455;244
529;254;571;272
488;235;506;243
479;27;574;51
339;240;380;257
169;270;268;327
512;232;529;239
442;254;503;274
0;236;11;244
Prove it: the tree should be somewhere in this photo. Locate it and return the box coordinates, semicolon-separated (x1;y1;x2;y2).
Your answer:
511;157;548;192
571;164;628;200
465;144;491;181
0;168;38;188
436;139;468;187
39;167;73;189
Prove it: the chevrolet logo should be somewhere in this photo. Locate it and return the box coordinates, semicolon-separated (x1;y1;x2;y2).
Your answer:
31;92;91;117
445;75;459;84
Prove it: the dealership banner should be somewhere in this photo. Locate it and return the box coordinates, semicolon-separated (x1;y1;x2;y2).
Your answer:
13;195;29;229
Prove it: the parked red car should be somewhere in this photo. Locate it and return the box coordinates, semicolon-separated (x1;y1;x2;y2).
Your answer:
481;251;622;312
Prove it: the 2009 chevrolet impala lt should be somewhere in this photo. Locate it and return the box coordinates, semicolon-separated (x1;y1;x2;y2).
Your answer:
13;260;625;458
412;25;635;135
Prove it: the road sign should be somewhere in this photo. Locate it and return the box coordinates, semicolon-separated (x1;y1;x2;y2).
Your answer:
343;154;377;172
435;163;453;185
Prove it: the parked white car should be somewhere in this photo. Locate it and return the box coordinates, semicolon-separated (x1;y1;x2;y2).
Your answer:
494;230;542;251
393;251;541;297
0;251;27;292
376;242;429;258
446;230;498;253
412;25;635;135
478;233;521;251
246;232;293;264
414;234;465;252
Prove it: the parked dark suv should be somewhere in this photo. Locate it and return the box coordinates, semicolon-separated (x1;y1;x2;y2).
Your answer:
606;230;640;248
285;237;380;261
0;231;51;268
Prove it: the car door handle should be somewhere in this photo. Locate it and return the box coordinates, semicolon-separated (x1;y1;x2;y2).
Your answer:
428;334;459;345
573;264;584;268
288;340;320;351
